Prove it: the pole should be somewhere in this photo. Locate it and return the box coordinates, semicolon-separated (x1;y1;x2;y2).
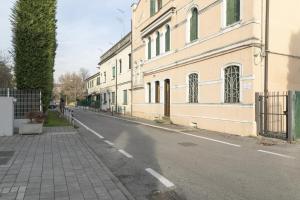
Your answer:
115;59;118;114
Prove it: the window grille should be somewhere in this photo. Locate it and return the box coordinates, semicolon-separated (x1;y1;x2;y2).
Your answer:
224;65;240;103
189;73;198;103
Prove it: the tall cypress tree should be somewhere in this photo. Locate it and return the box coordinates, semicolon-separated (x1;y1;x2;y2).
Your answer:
11;0;57;111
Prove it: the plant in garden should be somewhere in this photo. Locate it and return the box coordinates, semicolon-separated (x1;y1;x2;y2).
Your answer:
11;0;57;111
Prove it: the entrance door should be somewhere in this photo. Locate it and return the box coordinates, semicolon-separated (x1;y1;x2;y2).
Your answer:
164;79;170;117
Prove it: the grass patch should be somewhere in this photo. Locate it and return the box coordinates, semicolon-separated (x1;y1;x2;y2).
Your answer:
44;111;71;127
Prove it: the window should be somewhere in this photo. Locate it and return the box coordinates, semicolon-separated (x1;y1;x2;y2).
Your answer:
224;65;240;103
111;92;115;104
226;0;240;26
112;66;116;79
190;8;198;42
148;37;152;59
147;82;152;103
150;0;155;16
189;73;198;103
123;90;128;105
156;32;160;56
155;81;160;103
97;77;100;85
104;72;106;83
119;59;122;74
128;53;132;69
103;93;107;104
150;0;162;16
165;25;170;52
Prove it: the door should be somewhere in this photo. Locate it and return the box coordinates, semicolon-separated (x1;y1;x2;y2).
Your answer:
164;79;170;117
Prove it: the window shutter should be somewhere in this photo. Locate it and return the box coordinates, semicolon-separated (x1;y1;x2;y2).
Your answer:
165;26;170;52
150;0;156;16
148;38;152;59
226;0;240;26
190;9;198;42
156;32;160;56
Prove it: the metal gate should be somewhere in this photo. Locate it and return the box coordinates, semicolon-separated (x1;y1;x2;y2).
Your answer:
256;92;288;140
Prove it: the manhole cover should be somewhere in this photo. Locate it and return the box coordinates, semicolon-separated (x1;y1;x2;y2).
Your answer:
0;151;14;165
178;142;197;147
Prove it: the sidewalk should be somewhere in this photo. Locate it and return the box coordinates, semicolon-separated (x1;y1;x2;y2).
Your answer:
0;127;134;200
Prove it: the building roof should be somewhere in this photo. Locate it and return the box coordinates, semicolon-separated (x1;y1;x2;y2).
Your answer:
98;32;132;66
85;72;100;81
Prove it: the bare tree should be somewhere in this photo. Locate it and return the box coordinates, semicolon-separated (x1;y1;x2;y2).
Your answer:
0;51;14;88
58;69;89;104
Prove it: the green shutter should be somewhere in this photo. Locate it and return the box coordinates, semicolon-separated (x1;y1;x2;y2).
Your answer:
190;8;198;42
112;67;115;78
150;0;156;16
165;26;170;52
226;0;240;26
156;32;160;56
148;38;151;59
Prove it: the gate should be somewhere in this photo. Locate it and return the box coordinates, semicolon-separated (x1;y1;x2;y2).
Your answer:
256;92;288;140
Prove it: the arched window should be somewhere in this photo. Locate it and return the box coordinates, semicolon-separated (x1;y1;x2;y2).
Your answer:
156;32;160;56
147;37;152;59
224;65;240;103
189;73;198;103
165;25;170;52
225;0;240;26
190;8;198;42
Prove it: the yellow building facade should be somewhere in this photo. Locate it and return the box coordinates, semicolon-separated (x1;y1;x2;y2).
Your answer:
131;0;300;136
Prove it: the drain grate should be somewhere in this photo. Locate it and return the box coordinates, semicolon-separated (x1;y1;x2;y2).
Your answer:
0;151;14;165
178;142;197;147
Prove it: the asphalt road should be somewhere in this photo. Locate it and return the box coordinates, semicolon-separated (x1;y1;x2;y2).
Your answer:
73;109;300;200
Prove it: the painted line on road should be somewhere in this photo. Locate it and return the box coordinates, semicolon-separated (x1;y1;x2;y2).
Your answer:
104;140;114;146
257;150;295;159
178;131;241;148
145;168;175;188
73;118;104;139
95;113;241;148
118;149;133;158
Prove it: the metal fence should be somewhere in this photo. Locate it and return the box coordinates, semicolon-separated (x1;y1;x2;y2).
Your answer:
0;88;41;119
256;92;288;140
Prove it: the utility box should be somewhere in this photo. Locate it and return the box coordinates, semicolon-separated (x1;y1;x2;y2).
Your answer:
0;97;14;136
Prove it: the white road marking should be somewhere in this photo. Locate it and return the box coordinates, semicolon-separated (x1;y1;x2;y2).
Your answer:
118;149;133;158
178;132;241;147
104;140;114;146
145;168;175;188
257;150;295;159
73;118;104;139
95;113;241;148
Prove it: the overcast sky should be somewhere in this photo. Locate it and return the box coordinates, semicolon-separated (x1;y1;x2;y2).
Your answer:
0;0;133;82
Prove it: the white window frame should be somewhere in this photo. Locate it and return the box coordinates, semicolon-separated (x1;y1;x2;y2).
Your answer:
222;0;243;28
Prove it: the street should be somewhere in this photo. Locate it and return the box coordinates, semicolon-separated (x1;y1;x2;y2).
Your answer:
73;109;300;200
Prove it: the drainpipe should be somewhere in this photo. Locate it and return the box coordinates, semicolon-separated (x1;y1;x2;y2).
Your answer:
264;0;270;134
264;0;270;94
130;21;133;117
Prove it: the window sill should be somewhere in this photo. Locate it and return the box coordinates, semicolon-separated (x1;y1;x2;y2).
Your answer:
221;20;242;31
185;39;199;48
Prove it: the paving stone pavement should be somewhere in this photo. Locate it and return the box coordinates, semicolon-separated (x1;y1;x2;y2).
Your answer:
0;130;134;200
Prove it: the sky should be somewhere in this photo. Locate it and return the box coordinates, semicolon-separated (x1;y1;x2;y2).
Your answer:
0;0;133;82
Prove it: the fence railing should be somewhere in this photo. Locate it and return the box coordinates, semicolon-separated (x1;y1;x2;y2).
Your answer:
0;88;42;119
